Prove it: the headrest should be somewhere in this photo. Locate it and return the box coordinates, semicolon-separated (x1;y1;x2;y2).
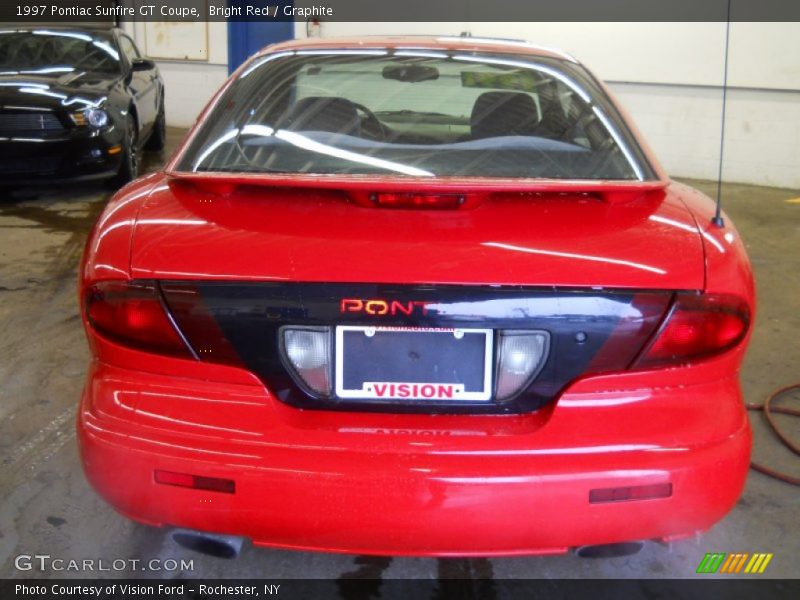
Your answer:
470;91;539;139
281;96;361;136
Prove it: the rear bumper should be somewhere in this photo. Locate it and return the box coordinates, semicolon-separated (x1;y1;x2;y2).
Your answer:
78;361;751;556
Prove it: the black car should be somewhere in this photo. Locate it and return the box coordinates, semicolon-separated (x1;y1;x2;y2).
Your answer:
0;27;165;187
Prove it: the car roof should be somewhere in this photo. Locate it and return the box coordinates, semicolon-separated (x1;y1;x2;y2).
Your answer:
262;35;577;63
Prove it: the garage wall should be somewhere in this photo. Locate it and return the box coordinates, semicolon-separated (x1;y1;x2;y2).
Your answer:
612;84;799;188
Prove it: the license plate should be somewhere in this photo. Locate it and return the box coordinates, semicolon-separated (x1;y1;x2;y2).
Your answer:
335;326;493;401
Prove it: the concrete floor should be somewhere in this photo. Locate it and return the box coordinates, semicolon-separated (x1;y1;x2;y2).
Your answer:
0;127;798;581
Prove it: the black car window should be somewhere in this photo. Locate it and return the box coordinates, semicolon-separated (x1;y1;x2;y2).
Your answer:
0;30;121;74
119;35;140;64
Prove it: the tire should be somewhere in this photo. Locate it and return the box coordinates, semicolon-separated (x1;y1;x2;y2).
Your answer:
106;115;139;189
144;103;166;151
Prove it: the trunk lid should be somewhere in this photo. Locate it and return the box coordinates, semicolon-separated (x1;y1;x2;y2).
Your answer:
130;176;704;290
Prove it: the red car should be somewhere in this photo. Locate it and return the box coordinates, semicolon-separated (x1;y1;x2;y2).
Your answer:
78;36;754;557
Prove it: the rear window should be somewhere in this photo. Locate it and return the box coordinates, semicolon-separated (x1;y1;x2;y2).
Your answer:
178;50;654;180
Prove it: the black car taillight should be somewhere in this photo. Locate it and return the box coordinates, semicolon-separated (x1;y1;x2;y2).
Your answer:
84;281;194;358
632;293;749;369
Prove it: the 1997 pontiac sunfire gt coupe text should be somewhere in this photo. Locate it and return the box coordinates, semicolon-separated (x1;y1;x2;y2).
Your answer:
78;37;754;556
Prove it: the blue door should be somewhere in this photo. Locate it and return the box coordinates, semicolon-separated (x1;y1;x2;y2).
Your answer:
227;2;295;74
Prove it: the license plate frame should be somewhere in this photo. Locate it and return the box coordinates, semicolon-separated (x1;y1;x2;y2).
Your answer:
335;326;494;402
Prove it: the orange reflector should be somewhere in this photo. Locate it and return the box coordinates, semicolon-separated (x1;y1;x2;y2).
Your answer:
107;145;123;155
154;470;235;494
589;483;672;503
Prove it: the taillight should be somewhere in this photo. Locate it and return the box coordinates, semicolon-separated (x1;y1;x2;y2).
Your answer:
280;327;332;396
495;331;550;400
84;281;193;358
633;293;749;369
349;191;470;209
372;193;464;209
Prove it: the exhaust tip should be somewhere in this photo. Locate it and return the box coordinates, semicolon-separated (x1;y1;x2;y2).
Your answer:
575;541;644;559
171;529;244;559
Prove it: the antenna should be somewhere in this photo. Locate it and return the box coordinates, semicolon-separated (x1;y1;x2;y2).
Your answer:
713;1;732;228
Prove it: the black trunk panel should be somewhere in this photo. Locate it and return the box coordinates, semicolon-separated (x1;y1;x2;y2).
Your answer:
161;282;672;414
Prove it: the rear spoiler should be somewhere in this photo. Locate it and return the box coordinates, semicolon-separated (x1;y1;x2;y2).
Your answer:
165;170;668;206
